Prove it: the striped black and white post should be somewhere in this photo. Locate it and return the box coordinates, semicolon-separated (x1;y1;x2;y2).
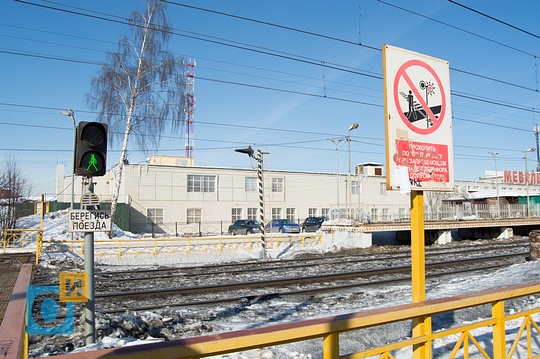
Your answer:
257;149;267;259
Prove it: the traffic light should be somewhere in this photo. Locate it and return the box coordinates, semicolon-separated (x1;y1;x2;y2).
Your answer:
74;122;108;177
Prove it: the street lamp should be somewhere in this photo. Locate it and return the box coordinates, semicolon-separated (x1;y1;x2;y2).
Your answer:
524;147;536;218
535;125;540;172
327;138;345;219
347;123;359;219
488;152;500;218
60;108;76;211
235;146;268;259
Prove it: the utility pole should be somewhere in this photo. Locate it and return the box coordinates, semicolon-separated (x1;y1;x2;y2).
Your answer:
327;138;345;218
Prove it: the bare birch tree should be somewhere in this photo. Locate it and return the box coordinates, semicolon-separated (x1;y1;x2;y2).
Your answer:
86;0;186;228
0;153;33;230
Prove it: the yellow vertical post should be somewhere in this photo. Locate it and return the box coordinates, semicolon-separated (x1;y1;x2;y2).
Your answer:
411;190;431;359
411;190;426;301
491;300;506;359
36;194;45;265
323;332;339;359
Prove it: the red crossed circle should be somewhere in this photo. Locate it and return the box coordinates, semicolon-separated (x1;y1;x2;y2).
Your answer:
393;59;446;135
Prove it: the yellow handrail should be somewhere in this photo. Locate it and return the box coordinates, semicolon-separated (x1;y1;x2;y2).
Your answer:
45;281;540;359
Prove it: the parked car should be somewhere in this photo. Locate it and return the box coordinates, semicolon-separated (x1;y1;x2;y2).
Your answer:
301;216;328;232
228;220;261;235
265;219;301;233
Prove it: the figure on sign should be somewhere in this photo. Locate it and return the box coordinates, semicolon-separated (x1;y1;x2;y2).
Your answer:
87;154;99;172
406;91;417;121
399;78;441;129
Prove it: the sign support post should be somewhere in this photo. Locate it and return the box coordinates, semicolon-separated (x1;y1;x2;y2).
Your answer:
410;190;431;358
82;178;95;345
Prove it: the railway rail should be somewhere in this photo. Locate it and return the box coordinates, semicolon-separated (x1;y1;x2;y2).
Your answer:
30;239;530;316
93;252;526;313
32;239;529;285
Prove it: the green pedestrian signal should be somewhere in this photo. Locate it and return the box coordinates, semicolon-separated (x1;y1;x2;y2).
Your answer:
74;122;108;177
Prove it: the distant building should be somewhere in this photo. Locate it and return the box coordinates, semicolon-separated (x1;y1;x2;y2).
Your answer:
55;156;540;234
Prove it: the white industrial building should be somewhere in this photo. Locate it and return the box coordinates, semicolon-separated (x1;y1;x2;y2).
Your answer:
55;155;540;235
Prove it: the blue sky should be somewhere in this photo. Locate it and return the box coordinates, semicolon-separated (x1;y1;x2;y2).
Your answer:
2;0;540;196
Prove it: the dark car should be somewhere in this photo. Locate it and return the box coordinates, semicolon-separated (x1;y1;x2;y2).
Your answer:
228;220;261;235
265;219;301;233
301;216;328;232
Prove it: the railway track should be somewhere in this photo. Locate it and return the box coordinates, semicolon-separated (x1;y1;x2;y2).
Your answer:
27;239;531;334
93;251;526;313
25;238;536;357
32;239;529;286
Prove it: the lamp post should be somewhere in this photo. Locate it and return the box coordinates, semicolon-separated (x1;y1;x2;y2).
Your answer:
535;125;540;172
347;123;359;219
60;108;76;210
327;138;345;219
235;146;268;259
524;147;536;218
488;152;500;218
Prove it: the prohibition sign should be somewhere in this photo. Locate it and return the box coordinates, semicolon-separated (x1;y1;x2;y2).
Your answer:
393;59;446;135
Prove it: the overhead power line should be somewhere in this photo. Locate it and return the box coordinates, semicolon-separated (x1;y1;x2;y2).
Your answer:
379;0;538;58
12;0;540;94
449;0;540;40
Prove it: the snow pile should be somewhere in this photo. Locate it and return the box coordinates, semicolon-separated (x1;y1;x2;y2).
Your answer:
14;211;540;358
28;261;540;358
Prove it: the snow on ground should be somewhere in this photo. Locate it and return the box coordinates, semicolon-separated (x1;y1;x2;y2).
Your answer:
13;210;540;358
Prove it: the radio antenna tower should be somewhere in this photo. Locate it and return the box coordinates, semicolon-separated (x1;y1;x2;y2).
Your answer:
185;59;196;158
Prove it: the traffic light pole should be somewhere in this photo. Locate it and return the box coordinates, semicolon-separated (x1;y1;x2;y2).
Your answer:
83;178;95;345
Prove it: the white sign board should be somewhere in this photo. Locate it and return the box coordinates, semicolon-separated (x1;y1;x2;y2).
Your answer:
68;209;112;232
383;45;454;192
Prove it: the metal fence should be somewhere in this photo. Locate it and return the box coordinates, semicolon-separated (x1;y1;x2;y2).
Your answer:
2;234;322;261
130;203;540;237
337;202;540;223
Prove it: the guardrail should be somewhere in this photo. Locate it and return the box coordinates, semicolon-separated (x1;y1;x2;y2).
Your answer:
3;234;322;260
339;203;540;223
44;280;540;359
2;228;40;252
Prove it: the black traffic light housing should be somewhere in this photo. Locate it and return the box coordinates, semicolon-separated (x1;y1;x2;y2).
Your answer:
74;121;108;177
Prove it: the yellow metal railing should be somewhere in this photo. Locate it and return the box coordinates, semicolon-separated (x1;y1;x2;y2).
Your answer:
2;228;40;252
2;234;322;259
46;281;540;359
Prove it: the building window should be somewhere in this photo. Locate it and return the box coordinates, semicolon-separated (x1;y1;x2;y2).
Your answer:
398;208;407;219
272;208;282;219
382;208;389;221
272;178;284;192
247;208;258;220
371;207;379;222
245;177;257;192
308;208;317;217
231;208;242;222
352;180;359;195
187;174;215;192
374;168;383;176
147;208;164;224
380;182;387;195
286;208;296;221
187;208;202;224
322;208;329;218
